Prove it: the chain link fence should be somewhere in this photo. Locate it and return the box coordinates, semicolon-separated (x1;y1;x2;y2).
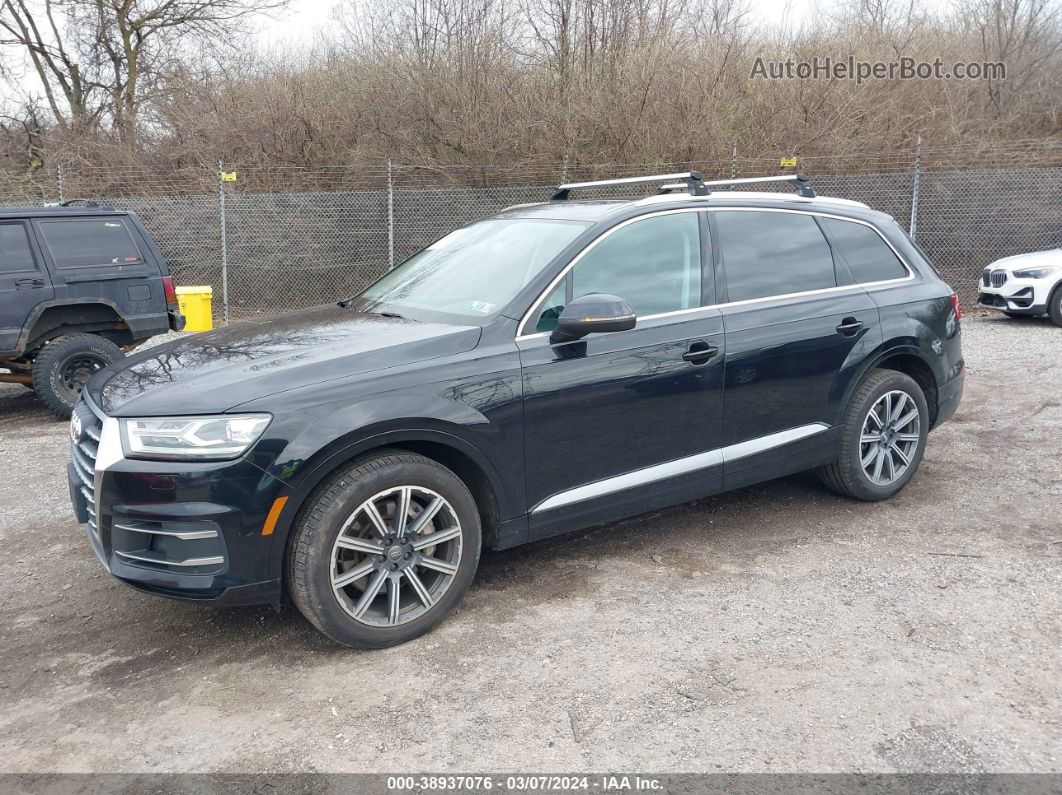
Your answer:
3;152;1061;321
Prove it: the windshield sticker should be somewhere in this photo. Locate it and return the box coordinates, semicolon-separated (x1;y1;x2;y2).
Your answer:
104;222;121;228
466;300;495;314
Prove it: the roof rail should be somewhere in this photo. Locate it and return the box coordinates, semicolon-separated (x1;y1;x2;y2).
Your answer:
552;172;817;200
58;198;107;208
551;171;709;200
658;174;816;199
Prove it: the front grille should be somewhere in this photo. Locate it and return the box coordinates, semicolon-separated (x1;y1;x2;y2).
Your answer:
982;270;991;287
70;398;228;577
71;400;103;540
990;270;1008;288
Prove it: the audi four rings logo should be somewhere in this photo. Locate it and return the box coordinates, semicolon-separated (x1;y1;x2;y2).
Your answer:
69;411;82;443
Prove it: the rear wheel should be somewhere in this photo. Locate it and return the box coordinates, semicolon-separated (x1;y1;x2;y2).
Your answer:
31;333;123;417
288;451;481;648
819;369;929;501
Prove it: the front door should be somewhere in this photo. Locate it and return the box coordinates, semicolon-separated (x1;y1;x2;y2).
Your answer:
710;208;883;488
518;210;727;539
0;221;53;354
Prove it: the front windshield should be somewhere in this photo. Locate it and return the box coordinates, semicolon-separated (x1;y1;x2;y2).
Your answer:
355;218;590;323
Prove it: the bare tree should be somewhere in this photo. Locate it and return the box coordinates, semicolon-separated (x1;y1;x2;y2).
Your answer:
0;0;288;146
961;0;1062;117
0;0;100;132
1;0;1060;186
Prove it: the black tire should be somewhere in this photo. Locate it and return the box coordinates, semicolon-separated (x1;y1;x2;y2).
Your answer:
819;369;929;501
1048;283;1062;327
288;450;481;649
31;334;123;417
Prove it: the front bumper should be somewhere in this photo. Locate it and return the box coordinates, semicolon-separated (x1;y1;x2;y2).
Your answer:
68;399;285;607
977;272;1051;315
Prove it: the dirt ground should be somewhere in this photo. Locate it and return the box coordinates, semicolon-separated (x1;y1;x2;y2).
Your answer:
0;313;1059;774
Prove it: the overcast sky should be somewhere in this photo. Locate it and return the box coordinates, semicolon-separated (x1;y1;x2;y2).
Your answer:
253;0;824;47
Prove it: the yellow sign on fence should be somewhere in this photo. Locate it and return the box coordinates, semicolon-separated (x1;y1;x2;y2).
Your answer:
780;157;798;167
220;171;238;182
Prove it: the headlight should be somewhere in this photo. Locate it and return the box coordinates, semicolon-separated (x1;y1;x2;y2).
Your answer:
120;414;271;460
1012;267;1058;279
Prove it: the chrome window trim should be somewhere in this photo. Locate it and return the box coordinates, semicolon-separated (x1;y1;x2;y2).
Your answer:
532;423;829;513
515;208;707;339
515;207;915;342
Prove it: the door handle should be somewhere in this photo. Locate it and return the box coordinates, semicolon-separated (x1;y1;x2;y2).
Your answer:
682;341;719;365
835;318;864;336
15;278;45;289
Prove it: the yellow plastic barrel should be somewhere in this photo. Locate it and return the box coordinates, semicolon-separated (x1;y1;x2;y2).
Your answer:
175;285;214;332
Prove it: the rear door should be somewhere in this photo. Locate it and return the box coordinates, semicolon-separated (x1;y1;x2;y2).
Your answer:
0;220;53;354
710;208;883;489
31;215;163;321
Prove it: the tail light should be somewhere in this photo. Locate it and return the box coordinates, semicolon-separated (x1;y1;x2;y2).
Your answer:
949;292;962;321
162;275;178;308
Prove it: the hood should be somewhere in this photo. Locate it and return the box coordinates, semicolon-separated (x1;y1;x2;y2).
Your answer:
989;248;1062;270
90;305;480;416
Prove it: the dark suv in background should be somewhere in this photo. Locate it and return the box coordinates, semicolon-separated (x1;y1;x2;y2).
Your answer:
68;173;964;648
1;203;183;416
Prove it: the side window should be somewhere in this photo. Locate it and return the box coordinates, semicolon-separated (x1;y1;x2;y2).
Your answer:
0;223;36;273
822;218;908;283
535;281;567;333
716;211;835;302
38;218;143;269
532;212;703;333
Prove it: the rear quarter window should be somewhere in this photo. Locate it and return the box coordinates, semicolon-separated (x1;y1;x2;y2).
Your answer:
822;218;908;283
39;218;143;269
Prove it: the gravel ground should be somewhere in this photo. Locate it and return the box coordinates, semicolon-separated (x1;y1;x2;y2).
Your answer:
0;313;1059;774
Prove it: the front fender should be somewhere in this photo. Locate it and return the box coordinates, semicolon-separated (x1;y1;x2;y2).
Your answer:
252;392;523;582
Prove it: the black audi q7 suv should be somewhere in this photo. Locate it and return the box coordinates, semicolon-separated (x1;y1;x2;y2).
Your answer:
68;173;964;648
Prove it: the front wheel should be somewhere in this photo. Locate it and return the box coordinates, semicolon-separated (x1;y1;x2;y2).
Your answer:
1048;284;1062;327
819;369;929;501
31;333;124;417
288;451;481;649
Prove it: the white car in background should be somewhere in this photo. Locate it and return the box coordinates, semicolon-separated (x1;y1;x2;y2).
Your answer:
977;247;1062;326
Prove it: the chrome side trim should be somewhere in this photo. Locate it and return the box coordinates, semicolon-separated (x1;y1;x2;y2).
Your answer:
531;423;830;513
515;206;915;340
112;523;219;541
533;448;724;513
719;422;829;462
114;550;224;568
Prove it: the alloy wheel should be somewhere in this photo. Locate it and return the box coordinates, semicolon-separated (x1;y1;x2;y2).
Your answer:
330;486;463;627
859;389;921;486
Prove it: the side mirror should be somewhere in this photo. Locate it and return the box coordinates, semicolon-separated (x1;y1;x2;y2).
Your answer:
550;293;636;344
